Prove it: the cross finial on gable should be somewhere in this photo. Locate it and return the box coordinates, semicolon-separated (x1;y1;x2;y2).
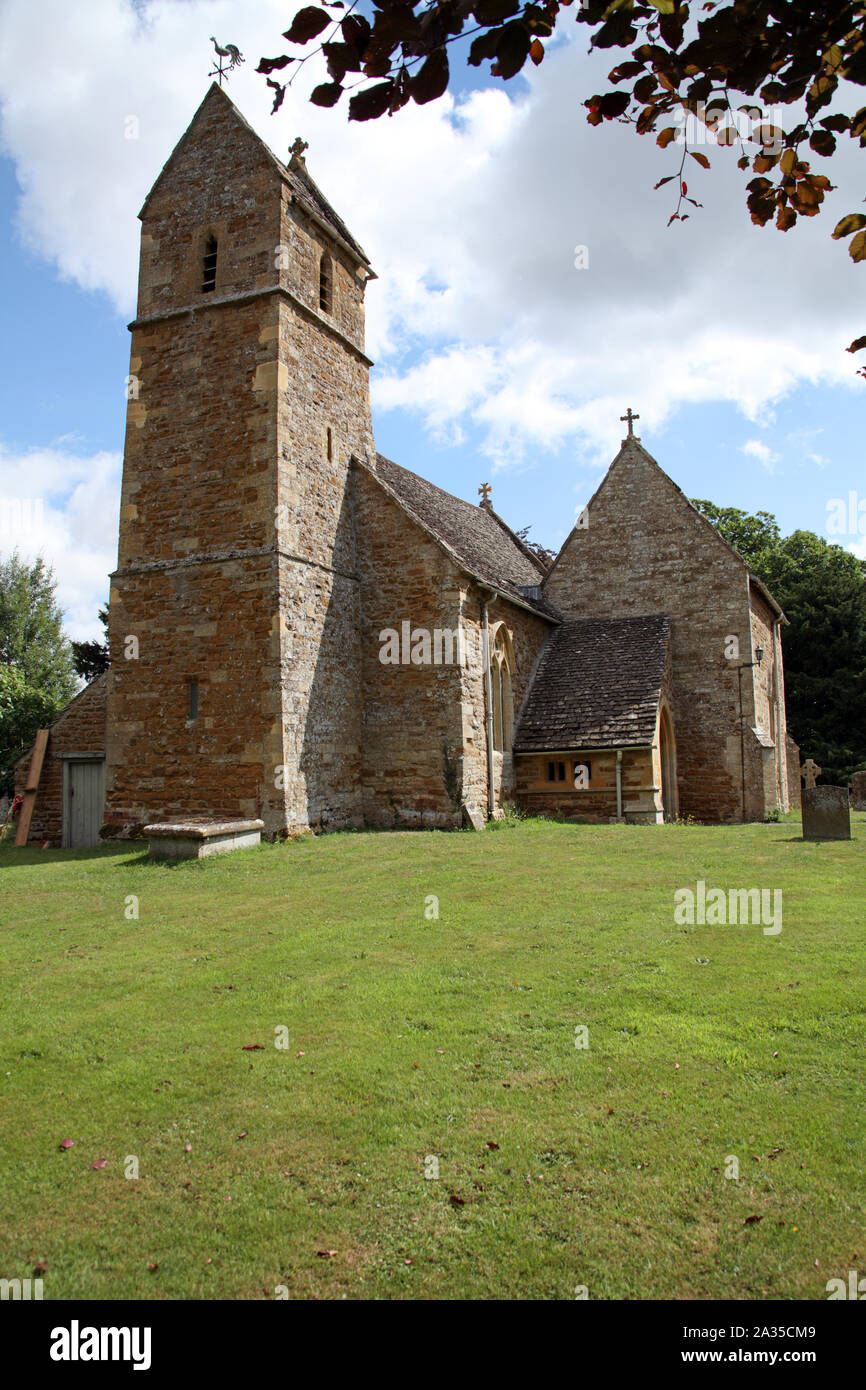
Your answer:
620;407;640;439
290;137;309;168
478;482;492;506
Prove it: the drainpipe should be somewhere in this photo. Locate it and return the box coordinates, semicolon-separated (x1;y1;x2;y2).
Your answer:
481;592;498;820
615;749;623;822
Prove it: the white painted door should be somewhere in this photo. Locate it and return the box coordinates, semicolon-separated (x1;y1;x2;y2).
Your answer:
67;760;105;848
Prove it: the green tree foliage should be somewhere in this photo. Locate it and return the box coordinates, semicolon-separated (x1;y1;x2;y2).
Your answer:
261;1;866;365
690;499;780;567
0;665;62;797
692;502;866;784
0;554;77;795
72;604;110;682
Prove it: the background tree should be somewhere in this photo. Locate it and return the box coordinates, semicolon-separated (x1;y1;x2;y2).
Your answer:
72;604;110;682
260;0;866;365
0;553;77;795
515;525;557;568
692;502;866;784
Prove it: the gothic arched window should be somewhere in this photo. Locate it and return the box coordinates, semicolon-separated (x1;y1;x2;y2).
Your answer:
489;625;514;753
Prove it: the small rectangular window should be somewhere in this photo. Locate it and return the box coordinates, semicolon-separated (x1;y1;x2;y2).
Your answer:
558;761;566;781
202;236;218;293
187;679;199;720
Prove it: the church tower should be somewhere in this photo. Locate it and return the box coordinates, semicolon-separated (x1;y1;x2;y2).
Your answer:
104;85;376;836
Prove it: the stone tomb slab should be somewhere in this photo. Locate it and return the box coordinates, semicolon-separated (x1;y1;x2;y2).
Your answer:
144;819;265;860
801;787;851;842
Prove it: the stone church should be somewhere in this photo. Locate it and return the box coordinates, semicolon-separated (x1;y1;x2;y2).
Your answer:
15;85;800;847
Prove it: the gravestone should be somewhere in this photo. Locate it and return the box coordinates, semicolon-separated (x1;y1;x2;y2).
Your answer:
801;786;851;841
849;770;866;811
144;818;264;859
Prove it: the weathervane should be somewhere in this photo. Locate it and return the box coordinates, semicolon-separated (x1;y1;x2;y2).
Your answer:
620;407;640;439
209;36;245;87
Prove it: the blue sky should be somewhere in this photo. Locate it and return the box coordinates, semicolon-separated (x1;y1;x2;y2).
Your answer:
0;0;863;642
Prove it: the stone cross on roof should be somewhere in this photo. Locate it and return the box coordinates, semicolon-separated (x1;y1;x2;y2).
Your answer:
621;407;640;438
802;758;822;788
289;137;309;168
478;482;492;505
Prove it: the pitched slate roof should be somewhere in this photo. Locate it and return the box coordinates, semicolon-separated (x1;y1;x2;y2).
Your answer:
514;614;671;751
288;156;371;267
360;454;559;619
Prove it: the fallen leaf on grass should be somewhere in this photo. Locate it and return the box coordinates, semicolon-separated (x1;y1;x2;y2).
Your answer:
316;1249;338;1258
744;1214;763;1225
90;1159;107;1169
242;1044;264;1051
485;1141;499;1150
59;1139;74;1150
147;1263;159;1272
237;1132;248;1140
449;1194;465;1208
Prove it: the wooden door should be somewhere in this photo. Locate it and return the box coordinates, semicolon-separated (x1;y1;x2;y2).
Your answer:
66;760;105;848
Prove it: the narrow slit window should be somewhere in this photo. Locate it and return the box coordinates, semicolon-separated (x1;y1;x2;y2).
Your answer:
319;252;332;313
187;679;199;720
326;427;333;462
202;236;218;293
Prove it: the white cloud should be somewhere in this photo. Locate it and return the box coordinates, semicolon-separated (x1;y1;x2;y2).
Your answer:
1;0;865;625
0;443;121;641
741;439;780;473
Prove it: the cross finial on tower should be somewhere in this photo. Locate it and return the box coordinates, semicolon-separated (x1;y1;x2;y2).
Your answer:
620;407;640;439
478;482;492;506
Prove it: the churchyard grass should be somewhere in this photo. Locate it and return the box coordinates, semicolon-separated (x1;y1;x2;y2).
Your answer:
1;812;863;1300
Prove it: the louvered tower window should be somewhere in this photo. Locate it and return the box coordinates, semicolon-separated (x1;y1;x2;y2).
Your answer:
319;252;332;313
202;236;218;293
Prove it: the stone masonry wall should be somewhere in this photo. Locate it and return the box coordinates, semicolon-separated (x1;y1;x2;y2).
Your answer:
516;747;655;822
543;441;774;823
14;674;107;845
354;467;465;827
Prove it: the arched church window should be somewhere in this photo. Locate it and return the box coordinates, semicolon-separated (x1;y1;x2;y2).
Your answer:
202;236;218;293
489;625;514;753
319;252;333;313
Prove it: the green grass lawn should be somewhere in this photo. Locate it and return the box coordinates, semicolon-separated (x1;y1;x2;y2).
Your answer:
1;813;864;1301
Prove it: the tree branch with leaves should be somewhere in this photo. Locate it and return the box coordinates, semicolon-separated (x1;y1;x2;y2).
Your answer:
260;0;866;366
